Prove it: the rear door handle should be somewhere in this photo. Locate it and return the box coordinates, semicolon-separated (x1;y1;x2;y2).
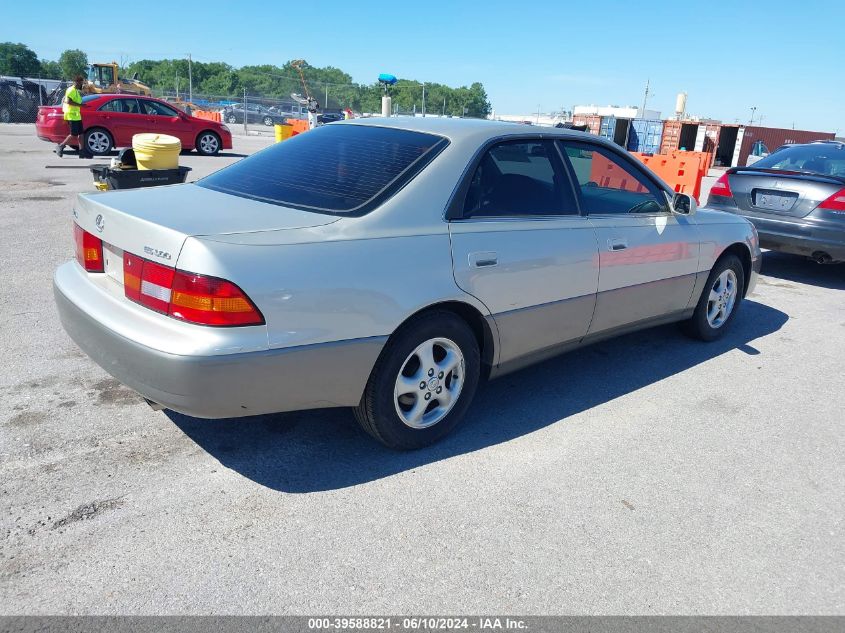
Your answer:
469;251;498;267
608;238;628;251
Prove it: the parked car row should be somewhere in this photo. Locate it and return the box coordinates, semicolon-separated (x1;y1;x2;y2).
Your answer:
55;119;760;450
35;93;233;156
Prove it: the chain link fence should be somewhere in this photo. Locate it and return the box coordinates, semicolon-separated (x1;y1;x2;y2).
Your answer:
0;75;66;123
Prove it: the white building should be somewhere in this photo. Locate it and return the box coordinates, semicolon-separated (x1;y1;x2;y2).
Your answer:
573;104;661;120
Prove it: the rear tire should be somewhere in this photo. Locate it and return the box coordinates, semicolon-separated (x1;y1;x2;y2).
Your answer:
263;116;274;126
226;115;237;124
0;106;11;123
683;254;745;341
354;310;481;450
84;128;113;156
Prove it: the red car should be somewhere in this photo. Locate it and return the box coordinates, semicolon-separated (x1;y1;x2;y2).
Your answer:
36;94;233;156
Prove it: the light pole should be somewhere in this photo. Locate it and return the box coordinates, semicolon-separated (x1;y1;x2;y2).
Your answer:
421;83;425;117
749;106;757;126
187;53;193;104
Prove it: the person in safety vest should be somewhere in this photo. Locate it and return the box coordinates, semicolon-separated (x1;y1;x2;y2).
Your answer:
55;75;90;158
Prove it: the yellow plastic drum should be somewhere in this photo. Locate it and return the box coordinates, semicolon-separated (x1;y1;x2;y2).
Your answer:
274;123;293;142
132;133;181;170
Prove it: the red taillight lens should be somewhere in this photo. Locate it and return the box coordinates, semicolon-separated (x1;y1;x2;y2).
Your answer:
74;223;104;272
121;253;264;327
170;272;263;326
818;187;845;212
139;260;175;314
710;172;733;198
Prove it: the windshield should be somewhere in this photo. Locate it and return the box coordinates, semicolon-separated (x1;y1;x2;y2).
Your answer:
198;124;448;215
752;144;845;177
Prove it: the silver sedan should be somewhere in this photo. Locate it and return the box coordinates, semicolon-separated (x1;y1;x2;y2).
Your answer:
54;118;760;449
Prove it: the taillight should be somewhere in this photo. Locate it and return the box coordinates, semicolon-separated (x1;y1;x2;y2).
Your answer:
818;187;845;213
121;252;264;327
710;172;733;198
73;223;104;272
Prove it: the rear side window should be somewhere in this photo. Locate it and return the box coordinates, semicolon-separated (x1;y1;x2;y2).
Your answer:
463;141;578;217
99;98;140;114
198;125;448;214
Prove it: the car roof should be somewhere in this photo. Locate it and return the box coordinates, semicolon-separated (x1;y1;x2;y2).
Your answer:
339;116;598;144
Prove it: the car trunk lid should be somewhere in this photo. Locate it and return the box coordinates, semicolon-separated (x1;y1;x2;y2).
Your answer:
74;183;339;270
726;167;845;219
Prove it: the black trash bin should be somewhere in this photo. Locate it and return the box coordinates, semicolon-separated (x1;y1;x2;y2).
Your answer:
90;164;192;191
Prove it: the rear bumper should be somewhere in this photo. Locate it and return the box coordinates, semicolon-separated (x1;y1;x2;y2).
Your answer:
54;262;385;418
711;203;845;261
36;121;69;143
756;228;845;261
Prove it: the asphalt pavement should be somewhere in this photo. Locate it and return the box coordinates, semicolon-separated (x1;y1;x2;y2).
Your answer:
1;123;842;615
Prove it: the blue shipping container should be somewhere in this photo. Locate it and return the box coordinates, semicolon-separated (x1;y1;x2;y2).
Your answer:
599;116;617;142
627;119;664;154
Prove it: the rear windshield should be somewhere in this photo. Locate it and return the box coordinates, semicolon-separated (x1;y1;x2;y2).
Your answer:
752;144;845;177
198;124;448;215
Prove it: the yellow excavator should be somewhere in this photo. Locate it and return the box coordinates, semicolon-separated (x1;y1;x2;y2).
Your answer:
82;62;151;96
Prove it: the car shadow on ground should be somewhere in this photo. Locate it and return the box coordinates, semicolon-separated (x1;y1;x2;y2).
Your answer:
167;300;788;493
760;251;844;290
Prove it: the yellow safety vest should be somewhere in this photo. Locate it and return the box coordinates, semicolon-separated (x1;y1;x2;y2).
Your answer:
63;86;82;121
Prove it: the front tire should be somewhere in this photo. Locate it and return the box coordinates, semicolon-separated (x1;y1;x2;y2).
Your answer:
354;310;481;450
195;131;221;156
226;115;237;124
683;254;745;341
263;116;274;126
84;128;113;156
0;105;11;123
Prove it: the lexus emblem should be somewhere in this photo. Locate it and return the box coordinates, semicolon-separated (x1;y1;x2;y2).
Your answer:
95;214;104;233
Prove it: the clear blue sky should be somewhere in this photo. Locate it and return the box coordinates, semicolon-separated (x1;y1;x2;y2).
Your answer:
3;0;842;133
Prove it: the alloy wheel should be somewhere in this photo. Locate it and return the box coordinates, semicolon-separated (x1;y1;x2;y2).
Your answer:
707;269;737;328
393;337;465;429
87;131;110;154
199;134;219;154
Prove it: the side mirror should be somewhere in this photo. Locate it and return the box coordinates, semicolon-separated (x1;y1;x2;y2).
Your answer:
671;192;697;216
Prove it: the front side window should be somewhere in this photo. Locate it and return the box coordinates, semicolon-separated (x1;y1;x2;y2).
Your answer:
463;141;577;217
198;124;447;214
560;142;667;215
141;100;179;117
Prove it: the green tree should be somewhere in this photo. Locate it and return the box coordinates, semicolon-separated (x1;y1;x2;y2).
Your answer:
58;49;88;79
40;59;62;78
0;42;41;76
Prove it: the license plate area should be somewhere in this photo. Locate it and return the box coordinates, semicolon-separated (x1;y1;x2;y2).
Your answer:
752;188;798;212
102;242;125;287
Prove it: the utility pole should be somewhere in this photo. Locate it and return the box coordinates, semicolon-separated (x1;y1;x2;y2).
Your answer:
244;88;248;134
443;97;446;116
641;78;650;117
187;53;193;103
749;106;757;126
421;83;426;117
175;70;179;99
536;104;540;125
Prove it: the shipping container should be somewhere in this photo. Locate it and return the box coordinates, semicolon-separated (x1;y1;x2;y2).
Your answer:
735;126;836;167
599;116;630;147
627;119;664;154
572;114;601;136
714;124;740;167
660;120;700;154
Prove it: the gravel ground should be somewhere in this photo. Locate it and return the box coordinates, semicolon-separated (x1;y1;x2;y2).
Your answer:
1;123;842;615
